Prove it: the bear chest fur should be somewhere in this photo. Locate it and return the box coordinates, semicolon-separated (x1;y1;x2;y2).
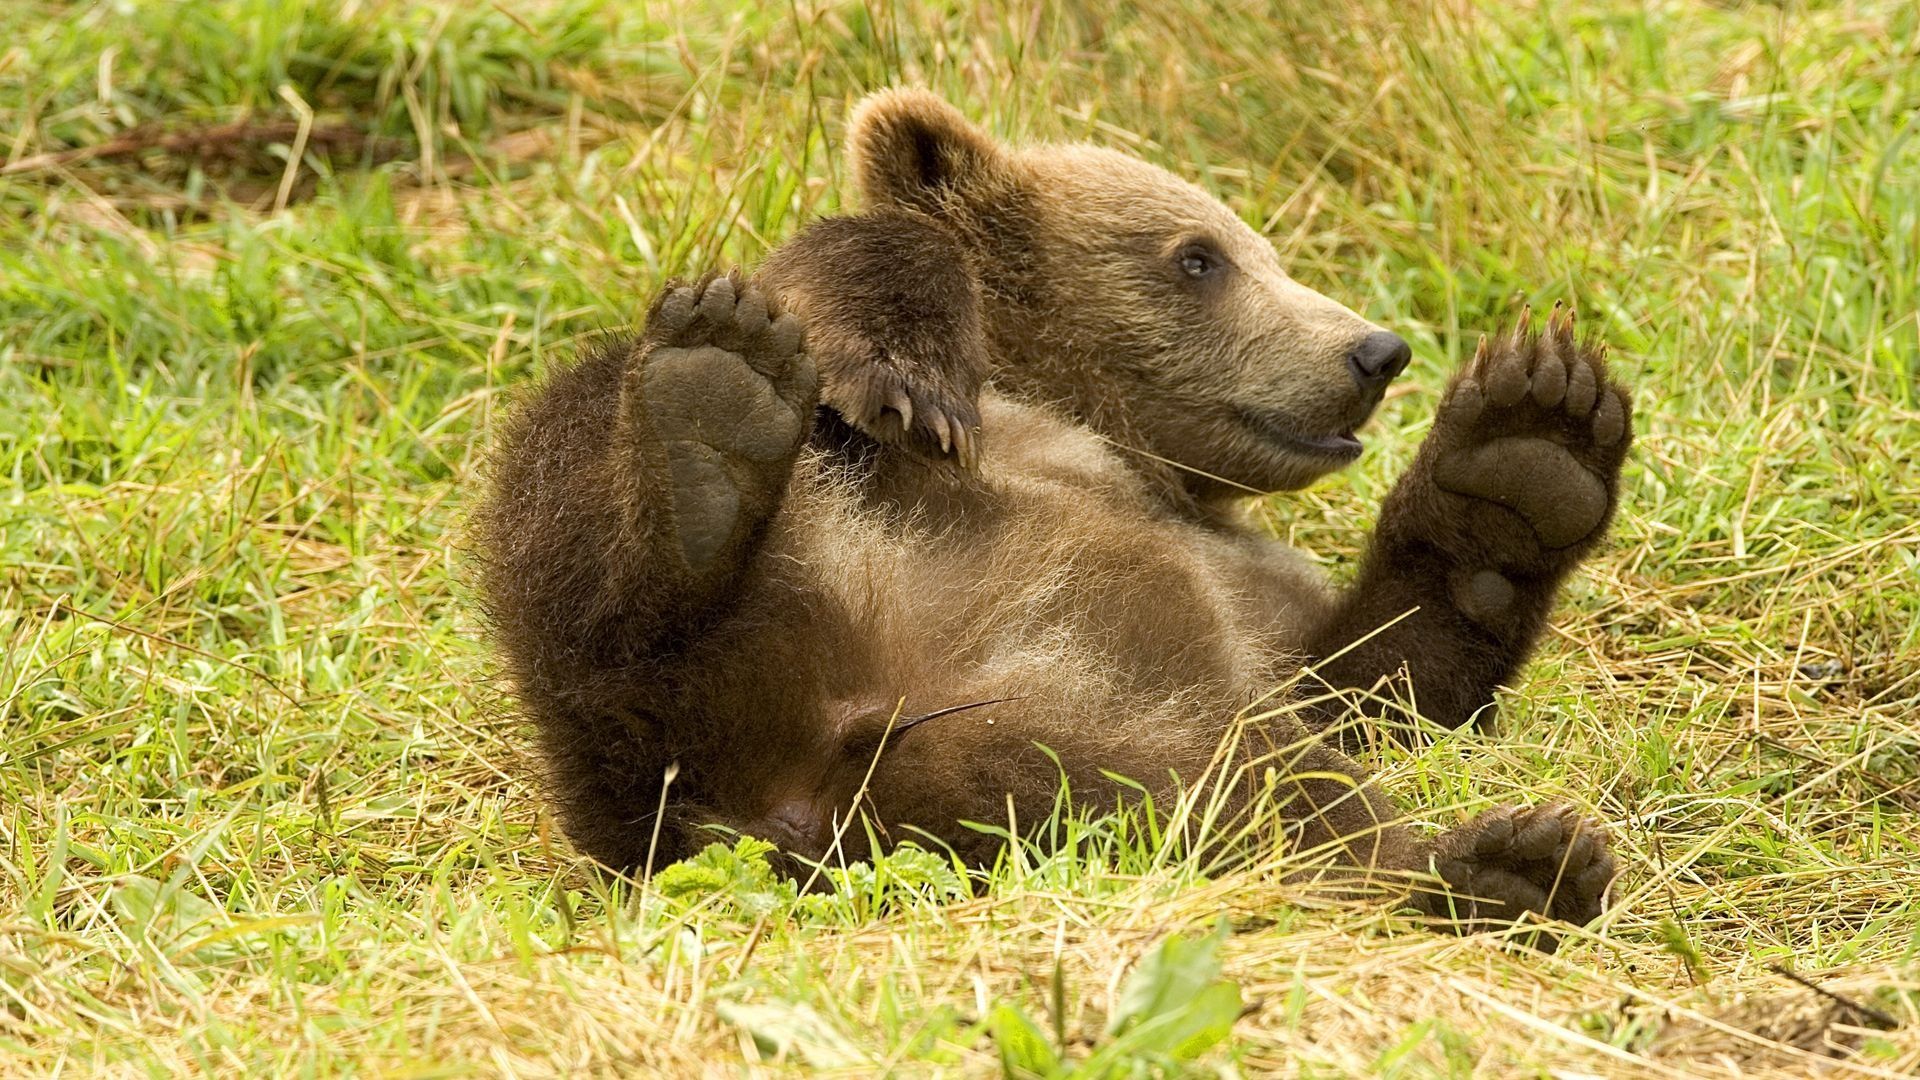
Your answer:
665;394;1338;787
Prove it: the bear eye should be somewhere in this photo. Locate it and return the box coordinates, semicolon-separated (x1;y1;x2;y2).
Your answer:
1175;242;1225;280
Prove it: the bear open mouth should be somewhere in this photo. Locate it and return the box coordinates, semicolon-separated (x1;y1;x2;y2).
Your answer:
1234;407;1364;461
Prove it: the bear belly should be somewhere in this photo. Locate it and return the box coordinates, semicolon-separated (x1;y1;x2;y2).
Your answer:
673;415;1315;860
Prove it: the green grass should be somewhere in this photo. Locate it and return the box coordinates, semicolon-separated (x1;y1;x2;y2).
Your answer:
3;0;1918;1074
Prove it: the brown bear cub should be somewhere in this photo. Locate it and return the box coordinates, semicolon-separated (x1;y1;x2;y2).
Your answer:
475;90;1634;941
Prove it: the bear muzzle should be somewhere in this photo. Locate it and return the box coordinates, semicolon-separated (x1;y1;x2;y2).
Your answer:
1347;330;1413;405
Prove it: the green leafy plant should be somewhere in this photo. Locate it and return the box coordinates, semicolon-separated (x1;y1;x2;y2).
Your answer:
651;837;796;919
654;837;971;922
799;842;972;920
992;921;1246;1078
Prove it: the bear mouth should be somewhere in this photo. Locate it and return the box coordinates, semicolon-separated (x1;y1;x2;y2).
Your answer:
1234;407;1364;462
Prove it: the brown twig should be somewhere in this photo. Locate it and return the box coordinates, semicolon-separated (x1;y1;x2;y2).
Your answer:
0;120;403;176
1768;964;1902;1031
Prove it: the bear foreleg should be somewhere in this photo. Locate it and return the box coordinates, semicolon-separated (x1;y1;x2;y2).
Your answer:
1304;308;1633;731
759;211;989;469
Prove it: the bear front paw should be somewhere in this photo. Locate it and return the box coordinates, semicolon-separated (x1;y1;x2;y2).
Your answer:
829;352;984;471
1409;802;1617;952
1397;305;1633;582
758;211;991;472
627;273;818;574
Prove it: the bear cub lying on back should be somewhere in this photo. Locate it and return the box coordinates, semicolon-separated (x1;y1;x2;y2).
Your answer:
476;90;1634;942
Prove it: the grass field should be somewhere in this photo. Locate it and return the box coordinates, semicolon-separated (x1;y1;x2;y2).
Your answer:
3;0;1918;1074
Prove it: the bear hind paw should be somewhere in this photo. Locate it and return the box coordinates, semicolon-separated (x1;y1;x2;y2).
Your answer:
627;274;818;574
1410;801;1617;952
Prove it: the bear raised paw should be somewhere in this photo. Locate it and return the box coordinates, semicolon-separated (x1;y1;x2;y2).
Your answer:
758;210;990;470
1308;305;1632;730
619;274;815;576
1414;307;1630;582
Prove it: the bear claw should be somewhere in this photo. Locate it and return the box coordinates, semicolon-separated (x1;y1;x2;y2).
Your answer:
838;362;983;471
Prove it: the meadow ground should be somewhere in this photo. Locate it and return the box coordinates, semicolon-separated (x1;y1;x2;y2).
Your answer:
2;0;1918;1075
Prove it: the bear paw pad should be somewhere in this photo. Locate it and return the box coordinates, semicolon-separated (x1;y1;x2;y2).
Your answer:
631;274;818;573
1426;306;1632;565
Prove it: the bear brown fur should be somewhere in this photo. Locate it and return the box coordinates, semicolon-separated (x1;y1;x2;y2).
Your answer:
473;89;1633;941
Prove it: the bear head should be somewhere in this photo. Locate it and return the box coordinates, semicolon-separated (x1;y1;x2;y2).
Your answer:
846;88;1411;501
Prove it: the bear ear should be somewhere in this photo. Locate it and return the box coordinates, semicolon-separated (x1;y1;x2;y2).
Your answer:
847;88;1009;214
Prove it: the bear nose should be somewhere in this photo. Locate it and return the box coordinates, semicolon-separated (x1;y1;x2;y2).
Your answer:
1347;331;1412;399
